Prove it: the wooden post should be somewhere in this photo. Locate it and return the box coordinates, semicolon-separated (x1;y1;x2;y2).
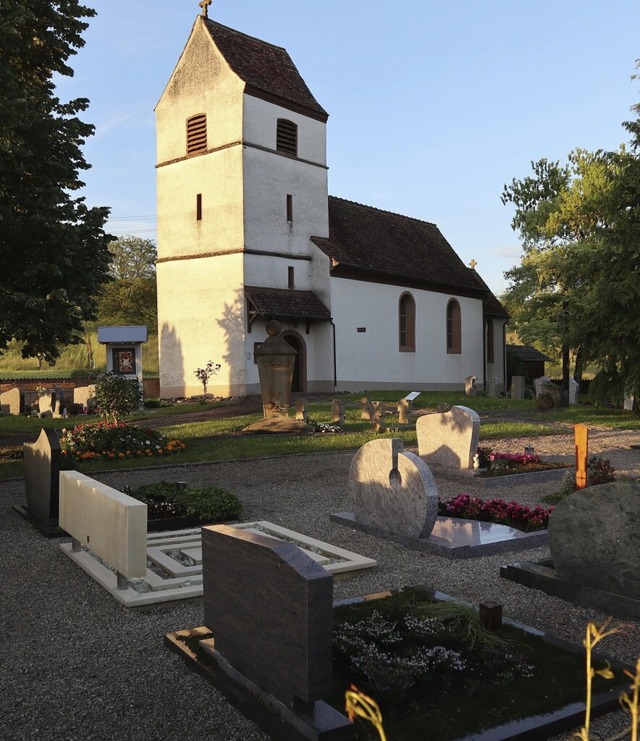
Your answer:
575;423;589;489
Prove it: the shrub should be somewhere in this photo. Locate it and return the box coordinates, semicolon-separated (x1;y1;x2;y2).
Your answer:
124;480;242;522
95;372;142;424
587;455;616;486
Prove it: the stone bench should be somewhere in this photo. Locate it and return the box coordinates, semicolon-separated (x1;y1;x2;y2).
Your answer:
59;471;147;589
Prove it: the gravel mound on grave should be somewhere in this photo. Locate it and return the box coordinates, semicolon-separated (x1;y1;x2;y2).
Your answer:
548;481;640;597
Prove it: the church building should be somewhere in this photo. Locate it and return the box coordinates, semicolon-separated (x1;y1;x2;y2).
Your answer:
155;11;508;398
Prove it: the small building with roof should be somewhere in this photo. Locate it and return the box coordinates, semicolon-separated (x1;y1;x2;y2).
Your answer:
155;10;508;397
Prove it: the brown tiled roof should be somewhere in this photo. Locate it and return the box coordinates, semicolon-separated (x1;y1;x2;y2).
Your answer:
507;344;553;363
245;287;331;320
312;197;507;314
202;19;327;121
468;271;509;319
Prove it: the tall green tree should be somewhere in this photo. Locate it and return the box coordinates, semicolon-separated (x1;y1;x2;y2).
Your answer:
502;95;640;400
107;236;157;280
0;1;112;363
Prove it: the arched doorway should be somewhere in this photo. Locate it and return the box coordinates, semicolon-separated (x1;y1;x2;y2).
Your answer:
282;331;306;392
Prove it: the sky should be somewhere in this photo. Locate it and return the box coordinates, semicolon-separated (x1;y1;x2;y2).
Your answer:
60;0;640;296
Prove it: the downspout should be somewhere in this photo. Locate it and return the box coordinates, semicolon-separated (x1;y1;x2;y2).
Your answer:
330;318;337;391
482;317;487;393
502;320;508;392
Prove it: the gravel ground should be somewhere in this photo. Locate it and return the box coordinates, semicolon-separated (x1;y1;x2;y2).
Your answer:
2;429;640;740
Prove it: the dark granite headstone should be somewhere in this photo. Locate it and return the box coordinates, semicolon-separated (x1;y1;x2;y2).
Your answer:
549;482;640;598
17;428;64;536
202;524;334;709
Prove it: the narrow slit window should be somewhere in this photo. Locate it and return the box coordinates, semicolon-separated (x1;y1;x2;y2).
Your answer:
196;193;202;221
286;194;293;222
399;293;416;352
277;119;297;156
446;299;462;354
288;266;295;289
186;113;207;155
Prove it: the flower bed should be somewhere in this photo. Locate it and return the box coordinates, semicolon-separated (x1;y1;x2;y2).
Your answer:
475;447;566;478
330;587;629;741
438;493;553;531
60;422;185;462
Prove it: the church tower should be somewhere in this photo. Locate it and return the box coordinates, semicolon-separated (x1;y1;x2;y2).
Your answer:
155;11;333;397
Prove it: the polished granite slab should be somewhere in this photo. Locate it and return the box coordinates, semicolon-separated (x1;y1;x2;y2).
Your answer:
330;512;547;559
500;558;640;621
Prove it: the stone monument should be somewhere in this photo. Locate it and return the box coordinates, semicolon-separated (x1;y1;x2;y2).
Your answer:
464;375;477;396
416;405;481;469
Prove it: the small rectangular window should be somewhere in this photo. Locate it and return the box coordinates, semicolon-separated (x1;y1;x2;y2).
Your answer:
196;193;202;221
288;266;294;289
286;194;293;222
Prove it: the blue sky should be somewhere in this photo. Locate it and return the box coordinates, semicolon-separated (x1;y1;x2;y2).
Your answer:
61;0;640;296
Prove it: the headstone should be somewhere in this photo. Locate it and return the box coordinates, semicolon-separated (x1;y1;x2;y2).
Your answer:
0;386;22;415
349;438;438;539
38;388;66;418
464;375;477;396
569;378;579;405
294;398;308;422
397;398;411;424
549;482;640;598
371;401;386;432
487;377;499;397
575;423;589;489
624;393;635;411
360;397;371;421
23;428;62;529
330;400;344;426
201;524;334;709
74;384;96;411
416;405;481;469
510;375;525;400
534;376;551;398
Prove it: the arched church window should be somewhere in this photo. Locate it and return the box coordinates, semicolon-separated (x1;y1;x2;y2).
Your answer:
186;113;207;155
277;119;297;156
447;299;461;354
399;293;416;352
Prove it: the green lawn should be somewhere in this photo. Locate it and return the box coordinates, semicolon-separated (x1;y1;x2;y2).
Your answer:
2;392;639;481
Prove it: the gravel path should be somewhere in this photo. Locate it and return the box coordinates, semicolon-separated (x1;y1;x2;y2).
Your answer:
2;430;640;740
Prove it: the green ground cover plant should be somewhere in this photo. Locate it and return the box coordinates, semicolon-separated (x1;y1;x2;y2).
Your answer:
122;481;242;523
330;588;628;741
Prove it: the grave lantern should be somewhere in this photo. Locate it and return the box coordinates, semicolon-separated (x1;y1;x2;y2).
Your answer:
97;326;147;400
255;321;296;418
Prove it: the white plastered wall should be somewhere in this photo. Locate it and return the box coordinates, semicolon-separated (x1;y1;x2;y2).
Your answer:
330;278;485;391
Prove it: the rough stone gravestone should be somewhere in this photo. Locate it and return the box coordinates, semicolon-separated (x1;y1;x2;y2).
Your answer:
624;393;635;411
330;400;344;426
0;386;22;415
294;398;308;422
397;398;411;424
487;377;500;397
349;438;438;538
549;482;640;598
416;405;481;469
510;375;525;400
371;402;386;432
18;428;64;535
360;397;371;420
534;376;551;398
464;375;477;396
201;524;351;737
74;384;96;411
38;388;66;418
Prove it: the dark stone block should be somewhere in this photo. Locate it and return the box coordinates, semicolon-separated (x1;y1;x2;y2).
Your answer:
17;428;67;536
202;524;333;709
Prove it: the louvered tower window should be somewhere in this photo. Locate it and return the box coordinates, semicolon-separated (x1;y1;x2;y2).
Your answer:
186;114;207;155
276;119;297;156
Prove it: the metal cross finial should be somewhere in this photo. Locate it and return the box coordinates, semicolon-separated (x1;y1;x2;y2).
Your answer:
469;259;477;270
199;0;212;17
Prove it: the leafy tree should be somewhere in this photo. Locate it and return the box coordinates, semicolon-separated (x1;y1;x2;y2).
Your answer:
0;1;112;363
107;236;157;280
502;91;640;401
97;277;157;327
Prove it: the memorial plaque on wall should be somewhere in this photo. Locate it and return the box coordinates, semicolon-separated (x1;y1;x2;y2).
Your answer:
112;347;136;375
